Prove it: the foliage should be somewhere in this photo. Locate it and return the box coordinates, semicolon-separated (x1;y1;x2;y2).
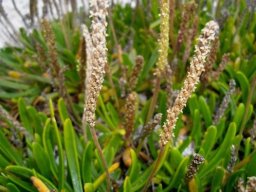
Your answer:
0;0;256;192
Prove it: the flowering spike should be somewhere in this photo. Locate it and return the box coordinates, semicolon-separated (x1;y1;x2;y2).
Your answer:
160;21;219;147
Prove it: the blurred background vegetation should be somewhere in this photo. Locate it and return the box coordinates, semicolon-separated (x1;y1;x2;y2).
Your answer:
0;0;256;191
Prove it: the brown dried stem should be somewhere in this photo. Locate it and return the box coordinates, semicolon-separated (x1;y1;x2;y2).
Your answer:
41;19;80;127
175;1;197;54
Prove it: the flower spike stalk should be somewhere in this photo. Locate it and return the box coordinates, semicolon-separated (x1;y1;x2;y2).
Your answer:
160;20;220;147
143;20;219;192
146;0;170;124
83;0;109;129
82;0;111;191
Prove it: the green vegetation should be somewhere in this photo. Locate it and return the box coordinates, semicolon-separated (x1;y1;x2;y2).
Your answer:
0;0;256;192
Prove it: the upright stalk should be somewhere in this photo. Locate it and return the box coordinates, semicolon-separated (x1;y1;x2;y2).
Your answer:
82;1;111;190
146;77;161;123
143;21;219;190
142;146;169;192
146;0;170;123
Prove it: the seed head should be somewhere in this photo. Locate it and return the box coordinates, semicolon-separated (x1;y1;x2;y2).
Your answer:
156;0;170;75
213;79;236;125
185;153;205;182
160;21;219;147
83;0;109;128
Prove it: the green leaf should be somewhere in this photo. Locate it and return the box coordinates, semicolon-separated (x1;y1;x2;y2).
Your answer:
233;103;245;132
64;119;83;192
6;166;32;178
18;98;33;134
0;79;29;90
199;96;212;127
199;122;236;177
244;138;252;157
103;147;114;167
246;104;253;122
150;19;161;29
188;94;199;115
95;124;111;133
191;109;202;147
139;49;158;83
27;106;43;136
0;87;40;99
245;152;256;176
128;149;141;183
6;183;20;192
51;118;65;190
98;95;115;129
19;28;34;50
52;22;66;48
235;71;249;102
42;119;58;179
0;51;22;70
0;154;9;168
7;175;36;192
148;134;158;159
164;157;189;191
158;91;167;121
178;137;192;153
0;186;8;192
84;183;94;192
82;142;94;184
208;92;217;114
168;148;183;171
210;167;225;192
216;118;226;140
6;166;57;190
106;103;119;127
32;142;51;177
131;166;153;191
124;177;133;192
201;126;217;157
0;176;8;186
58;98;69;125
0;130;22;165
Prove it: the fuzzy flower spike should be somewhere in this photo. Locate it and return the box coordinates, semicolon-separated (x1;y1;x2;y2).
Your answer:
83;0;109;129
160;21;220;147
82;0;111;190
155;0;169;76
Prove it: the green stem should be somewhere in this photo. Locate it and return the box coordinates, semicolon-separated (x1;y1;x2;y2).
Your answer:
136;136;146;154
142;145;168;191
136;77;160;155
89;125;111;192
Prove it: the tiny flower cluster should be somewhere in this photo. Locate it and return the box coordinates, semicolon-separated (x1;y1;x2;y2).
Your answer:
160;21;220;147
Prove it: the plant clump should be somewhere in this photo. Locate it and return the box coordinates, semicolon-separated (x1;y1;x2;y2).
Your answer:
0;0;255;192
